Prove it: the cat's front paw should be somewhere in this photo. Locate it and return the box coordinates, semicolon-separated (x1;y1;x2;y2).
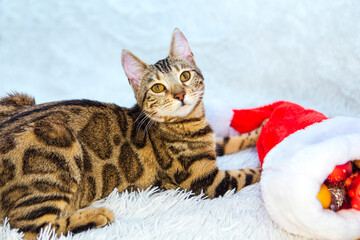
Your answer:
71;207;115;233
54;207;114;236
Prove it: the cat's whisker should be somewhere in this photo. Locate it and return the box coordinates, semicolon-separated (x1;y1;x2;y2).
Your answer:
144;119;155;135
137;116;160;140
192;91;204;98
134;113;155;139
135;104;169;138
136;112;152;129
136;108;160;128
150;105;172;123
133;110;147;125
189;90;203;97
135;114;153;139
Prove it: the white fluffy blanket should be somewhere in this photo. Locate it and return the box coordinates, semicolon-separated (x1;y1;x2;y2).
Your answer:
1;0;360;239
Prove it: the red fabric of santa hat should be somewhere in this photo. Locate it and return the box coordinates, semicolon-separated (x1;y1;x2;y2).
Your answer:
231;101;328;165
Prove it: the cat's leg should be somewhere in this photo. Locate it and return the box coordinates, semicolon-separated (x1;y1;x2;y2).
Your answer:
4;183;72;240
179;160;261;198
9;202;114;240
170;122;266;198
2;131;115;239
5;175;114;240
215;119;268;156
48;207;114;238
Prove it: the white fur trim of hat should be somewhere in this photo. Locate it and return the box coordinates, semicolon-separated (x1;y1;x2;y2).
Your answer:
261;116;360;240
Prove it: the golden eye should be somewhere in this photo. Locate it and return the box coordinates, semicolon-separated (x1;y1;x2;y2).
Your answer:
180;71;191;82
151;84;165;93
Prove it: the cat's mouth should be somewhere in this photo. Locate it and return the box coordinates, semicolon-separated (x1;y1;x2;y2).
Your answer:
177;103;192;113
171;98;199;117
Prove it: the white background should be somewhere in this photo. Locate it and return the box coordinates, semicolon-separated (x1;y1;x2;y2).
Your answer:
1;0;359;117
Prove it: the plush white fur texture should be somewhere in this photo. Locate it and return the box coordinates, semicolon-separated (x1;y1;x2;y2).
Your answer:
1;0;360;239
1;183;304;240
262;117;360;240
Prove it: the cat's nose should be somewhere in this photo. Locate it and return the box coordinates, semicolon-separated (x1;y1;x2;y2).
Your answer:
174;92;185;101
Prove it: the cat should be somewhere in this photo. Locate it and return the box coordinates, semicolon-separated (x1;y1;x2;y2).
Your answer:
0;29;262;240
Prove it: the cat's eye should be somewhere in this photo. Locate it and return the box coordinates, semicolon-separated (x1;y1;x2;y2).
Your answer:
151;84;165;93
180;71;191;82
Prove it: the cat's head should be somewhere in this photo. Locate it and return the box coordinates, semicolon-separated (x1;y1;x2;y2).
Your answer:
121;29;204;122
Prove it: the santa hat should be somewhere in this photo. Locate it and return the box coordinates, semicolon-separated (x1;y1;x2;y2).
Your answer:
231;101;328;165
231;101;360;240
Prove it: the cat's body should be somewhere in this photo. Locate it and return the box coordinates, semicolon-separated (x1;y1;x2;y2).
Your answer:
0;29;262;239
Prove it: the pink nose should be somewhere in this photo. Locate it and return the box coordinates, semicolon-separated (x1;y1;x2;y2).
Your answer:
174;92;185;101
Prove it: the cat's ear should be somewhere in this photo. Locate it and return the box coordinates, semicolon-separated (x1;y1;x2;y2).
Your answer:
121;49;148;91
169;28;195;64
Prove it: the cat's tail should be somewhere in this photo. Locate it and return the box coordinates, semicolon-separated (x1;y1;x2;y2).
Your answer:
0;93;35;122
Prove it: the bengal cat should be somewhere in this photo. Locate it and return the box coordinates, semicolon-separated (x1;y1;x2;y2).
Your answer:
0;29;262;239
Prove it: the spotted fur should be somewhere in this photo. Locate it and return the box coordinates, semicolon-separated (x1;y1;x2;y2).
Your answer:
215;119;268;156
0;29;261;239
